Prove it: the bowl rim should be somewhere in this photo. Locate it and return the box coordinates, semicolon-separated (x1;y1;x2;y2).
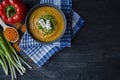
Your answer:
25;3;67;44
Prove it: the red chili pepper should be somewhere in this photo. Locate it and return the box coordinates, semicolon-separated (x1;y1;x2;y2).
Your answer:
0;0;27;24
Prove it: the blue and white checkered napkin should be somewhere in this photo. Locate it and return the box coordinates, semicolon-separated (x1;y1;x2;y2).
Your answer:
19;0;84;67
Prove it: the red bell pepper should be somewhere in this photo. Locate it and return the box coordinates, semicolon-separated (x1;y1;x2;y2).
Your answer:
0;0;27;24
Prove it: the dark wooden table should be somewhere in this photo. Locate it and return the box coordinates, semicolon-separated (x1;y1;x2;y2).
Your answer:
0;0;120;80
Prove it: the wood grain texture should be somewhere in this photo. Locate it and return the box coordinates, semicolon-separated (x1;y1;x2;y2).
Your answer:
0;0;120;80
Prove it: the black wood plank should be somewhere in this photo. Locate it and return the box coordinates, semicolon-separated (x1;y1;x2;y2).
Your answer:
0;0;120;80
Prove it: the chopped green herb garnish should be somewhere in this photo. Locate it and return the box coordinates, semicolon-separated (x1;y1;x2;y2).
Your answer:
37;14;57;35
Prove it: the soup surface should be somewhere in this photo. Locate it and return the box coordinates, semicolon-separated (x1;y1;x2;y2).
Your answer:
29;6;65;42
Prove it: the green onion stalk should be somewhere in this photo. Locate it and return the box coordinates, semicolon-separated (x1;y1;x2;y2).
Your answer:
0;29;32;80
